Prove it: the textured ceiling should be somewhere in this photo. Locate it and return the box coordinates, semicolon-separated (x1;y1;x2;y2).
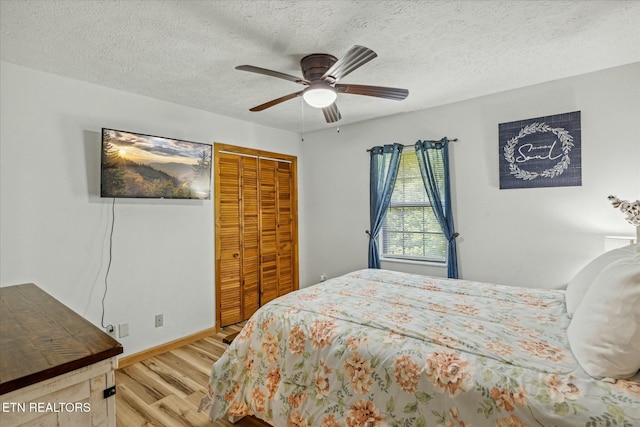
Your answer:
1;1;639;133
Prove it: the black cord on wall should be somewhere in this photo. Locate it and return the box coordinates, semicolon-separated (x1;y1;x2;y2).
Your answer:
101;197;116;333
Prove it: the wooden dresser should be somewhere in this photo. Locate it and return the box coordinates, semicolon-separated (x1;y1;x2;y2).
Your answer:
0;283;123;427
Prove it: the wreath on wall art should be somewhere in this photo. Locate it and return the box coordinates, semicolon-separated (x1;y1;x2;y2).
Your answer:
503;122;574;181
498;111;581;189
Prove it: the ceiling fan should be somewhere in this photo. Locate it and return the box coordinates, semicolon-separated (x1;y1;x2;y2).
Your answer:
235;45;409;123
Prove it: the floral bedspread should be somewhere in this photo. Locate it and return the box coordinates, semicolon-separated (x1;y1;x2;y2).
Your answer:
200;269;640;426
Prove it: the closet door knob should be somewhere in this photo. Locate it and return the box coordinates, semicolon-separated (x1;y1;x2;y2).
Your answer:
233;253;239;258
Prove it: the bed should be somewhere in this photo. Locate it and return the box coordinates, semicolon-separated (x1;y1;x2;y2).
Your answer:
200;265;640;426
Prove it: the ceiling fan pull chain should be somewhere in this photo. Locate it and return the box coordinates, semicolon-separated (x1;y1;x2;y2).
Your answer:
301;98;305;142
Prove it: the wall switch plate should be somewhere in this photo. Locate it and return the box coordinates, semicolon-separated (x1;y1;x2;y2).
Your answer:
155;314;163;328
118;323;129;338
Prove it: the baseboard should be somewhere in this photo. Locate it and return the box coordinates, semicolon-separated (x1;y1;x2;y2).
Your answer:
117;325;217;370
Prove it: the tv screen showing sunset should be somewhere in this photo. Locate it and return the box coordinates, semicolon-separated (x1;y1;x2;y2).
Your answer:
101;128;212;199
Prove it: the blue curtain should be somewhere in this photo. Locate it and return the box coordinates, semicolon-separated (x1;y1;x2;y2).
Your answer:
368;143;403;268
415;138;459;278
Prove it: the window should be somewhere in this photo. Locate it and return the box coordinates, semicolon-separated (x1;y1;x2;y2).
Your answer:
381;151;447;263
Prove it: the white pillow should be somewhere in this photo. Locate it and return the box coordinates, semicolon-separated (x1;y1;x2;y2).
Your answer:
565;244;638;315
567;254;640;379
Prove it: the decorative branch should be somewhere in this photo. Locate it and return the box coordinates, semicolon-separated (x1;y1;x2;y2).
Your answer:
608;195;640;226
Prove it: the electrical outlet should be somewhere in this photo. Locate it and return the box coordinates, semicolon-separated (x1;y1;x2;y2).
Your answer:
155;314;163;328
106;325;116;338
119;323;129;338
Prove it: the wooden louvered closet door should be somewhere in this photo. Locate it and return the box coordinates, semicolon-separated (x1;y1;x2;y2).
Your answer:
215;144;298;327
216;153;259;326
259;159;295;305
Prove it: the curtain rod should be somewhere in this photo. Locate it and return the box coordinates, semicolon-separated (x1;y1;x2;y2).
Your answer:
366;138;458;152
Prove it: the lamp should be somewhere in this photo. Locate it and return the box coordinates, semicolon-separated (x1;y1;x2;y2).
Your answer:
604;235;637;252
302;83;337;108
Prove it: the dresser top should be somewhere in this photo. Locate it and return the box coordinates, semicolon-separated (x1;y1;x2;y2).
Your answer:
0;283;123;394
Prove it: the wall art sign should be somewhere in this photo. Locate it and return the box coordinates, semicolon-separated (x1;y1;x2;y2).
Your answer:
499;111;581;189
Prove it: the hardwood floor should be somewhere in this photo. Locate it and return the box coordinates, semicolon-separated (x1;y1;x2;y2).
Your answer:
115;323;269;427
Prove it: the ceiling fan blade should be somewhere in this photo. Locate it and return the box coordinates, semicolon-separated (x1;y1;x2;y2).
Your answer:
249;91;304;112
335;83;409;100
322;103;341;123
322;45;377;82
236;65;309;85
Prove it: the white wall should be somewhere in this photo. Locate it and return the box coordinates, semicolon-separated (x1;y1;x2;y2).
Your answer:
300;63;639;288
0;61;304;358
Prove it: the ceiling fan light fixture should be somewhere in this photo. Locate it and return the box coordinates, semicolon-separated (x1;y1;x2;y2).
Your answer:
302;84;337;108
237;46;407;123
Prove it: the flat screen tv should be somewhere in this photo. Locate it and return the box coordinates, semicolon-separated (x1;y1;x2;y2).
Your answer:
101;128;212;199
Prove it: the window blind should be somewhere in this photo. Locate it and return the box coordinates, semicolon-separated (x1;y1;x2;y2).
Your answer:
381;151;446;262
